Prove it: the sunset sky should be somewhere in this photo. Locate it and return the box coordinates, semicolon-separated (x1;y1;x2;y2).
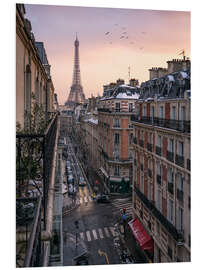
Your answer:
24;4;190;104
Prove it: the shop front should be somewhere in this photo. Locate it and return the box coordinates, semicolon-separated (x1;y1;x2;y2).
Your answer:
128;218;154;263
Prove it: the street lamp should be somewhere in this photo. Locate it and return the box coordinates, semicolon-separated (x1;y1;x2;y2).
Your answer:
74;220;79;251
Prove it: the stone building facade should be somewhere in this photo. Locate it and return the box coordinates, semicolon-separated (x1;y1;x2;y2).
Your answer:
16;4;55;129
97;79;140;193
130;59;191;263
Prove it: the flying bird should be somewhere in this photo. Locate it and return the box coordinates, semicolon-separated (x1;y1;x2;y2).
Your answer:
122;27;126;30
125;36;129;39
122;31;127;34
141;31;146;34
120;36;125;39
105;32;110;35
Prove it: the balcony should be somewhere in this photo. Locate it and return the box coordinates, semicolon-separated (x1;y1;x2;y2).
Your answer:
156;146;162;156
157;175;161;185
175;154;184;168
168;182;174;194
187;158;190;171
147;143;152;152
133;184;184;242
16;113;58;267
148;169;152;178
139;139;144;148
98;108;111;113
177;189;184;202
107;157;133;164
130;115;190;133
167;151;174;162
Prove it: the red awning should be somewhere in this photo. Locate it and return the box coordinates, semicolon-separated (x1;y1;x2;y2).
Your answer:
128;218;154;253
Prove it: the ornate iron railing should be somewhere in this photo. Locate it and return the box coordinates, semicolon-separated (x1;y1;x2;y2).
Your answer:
130;115;190;133
16;113;58;267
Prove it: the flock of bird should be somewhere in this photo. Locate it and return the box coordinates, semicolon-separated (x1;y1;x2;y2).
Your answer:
104;24;146;50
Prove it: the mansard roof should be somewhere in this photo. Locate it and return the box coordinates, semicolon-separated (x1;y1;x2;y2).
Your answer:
139;69;190;101
101;84;140;100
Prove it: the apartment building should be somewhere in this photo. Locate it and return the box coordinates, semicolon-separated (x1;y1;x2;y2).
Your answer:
97;79;140;193
130;59;191;263
16;4;55;129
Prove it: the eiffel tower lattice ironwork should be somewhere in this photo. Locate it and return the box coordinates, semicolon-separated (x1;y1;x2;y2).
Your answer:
65;35;85;106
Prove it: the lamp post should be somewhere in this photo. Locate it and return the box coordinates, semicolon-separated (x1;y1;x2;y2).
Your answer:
74;220;79;251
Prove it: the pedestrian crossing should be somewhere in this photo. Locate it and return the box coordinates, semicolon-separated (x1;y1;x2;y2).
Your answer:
78;195;93;205
111;198;133;219
77;226;123;243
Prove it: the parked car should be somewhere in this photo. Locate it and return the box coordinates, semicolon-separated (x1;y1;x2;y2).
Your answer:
79;176;86;186
67;174;74;184
96;194;110;203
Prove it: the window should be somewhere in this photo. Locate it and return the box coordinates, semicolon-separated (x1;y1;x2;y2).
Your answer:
114;165;120;176
178;141;184;156
168;168;174;183
115;103;120;112
148;181;152;201
168;138;174;153
160;106;164;118
180;106;186;121
25;64;31;114
151;106;155;118
141;175;144;193
114;133;120;144
135;105;139;116
149;133;152;144
157;135;162;147
171;106;176;120
157;162;161;176
129;103;133;112
141;130;144;140
129;133;133;144
143;106;146;116
177;173;183;191
35;78;39;103
168;199;174;223
114;118;120;127
157;189;162;212
177;207;183;231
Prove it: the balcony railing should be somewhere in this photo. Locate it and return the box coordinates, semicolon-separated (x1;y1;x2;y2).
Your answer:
168;182;174;194
147;143;152;152
156;146;162;156
139;139;144;148
130;115;190;133
175;154;184;168
167;151;174;162
187;159;190;171
157;175;161;185
177;189;184;202
108;157;133;164
134;184;184;242
16;113;58;267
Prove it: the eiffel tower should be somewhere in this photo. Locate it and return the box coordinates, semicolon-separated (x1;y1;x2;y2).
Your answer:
65;34;85;107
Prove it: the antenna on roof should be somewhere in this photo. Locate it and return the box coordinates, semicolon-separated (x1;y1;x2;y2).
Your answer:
178;49;185;60
128;66;131;80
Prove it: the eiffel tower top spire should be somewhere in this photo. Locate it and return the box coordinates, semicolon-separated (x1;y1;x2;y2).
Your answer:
65;35;85;107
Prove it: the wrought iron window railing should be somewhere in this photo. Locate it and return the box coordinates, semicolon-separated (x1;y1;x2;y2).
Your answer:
130;115;190;133
134;184;184;242
16;113;58;267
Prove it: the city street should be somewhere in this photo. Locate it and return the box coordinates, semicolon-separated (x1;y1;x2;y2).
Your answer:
62;137;134;266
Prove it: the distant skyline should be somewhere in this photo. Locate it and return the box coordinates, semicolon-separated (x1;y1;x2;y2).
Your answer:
25;4;190;105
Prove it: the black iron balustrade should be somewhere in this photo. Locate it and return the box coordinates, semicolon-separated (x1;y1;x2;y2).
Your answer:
130;115;190;133
168;182;174;194
98;108;111;113
16;112;58;230
156;146;162;156
157;175;161;185
139;139;144;147
167;151;174;162
175;154;184;168
177;189;184;202
133;184;183;242
147;143;152;152
16;197;42;268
